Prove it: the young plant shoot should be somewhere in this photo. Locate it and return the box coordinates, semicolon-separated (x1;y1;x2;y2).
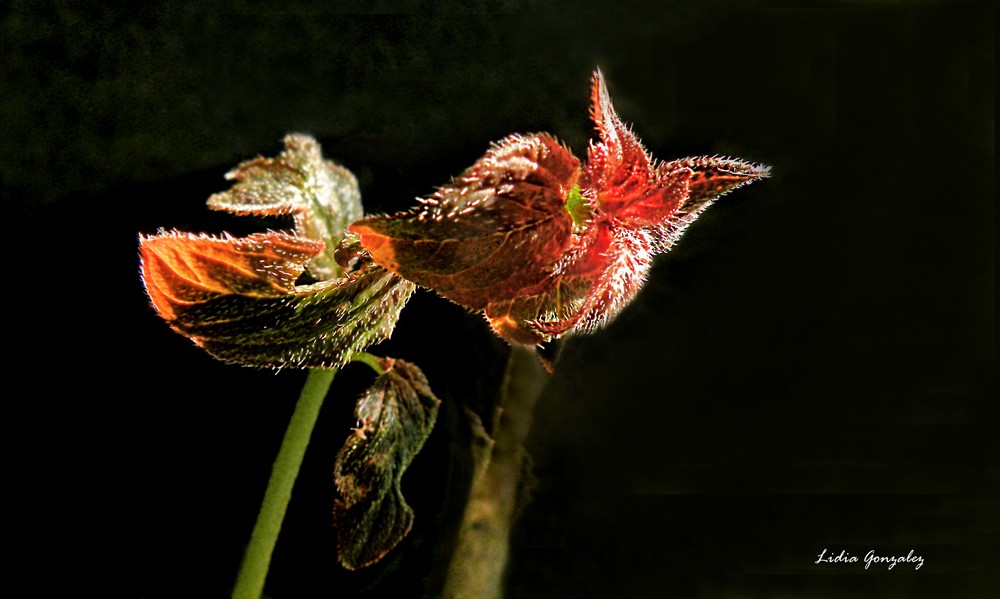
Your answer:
139;70;769;598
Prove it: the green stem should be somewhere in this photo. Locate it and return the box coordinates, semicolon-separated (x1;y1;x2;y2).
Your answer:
231;368;337;599
350;351;386;375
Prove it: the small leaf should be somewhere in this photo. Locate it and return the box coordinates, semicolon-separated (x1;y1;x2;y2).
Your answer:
207;134;363;281
583;68;663;215
333;359;441;569
532;226;657;337
139;231;415;368
648;156;772;254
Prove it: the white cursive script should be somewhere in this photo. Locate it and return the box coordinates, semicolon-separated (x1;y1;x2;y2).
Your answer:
814;548;858;565
864;549;924;570
815;548;924;571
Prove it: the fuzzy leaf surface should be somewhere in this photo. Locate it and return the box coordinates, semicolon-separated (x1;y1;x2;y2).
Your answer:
139;231;415;368
207;134;363;281
353;70;770;347
333;359;440;569
350;133;580;309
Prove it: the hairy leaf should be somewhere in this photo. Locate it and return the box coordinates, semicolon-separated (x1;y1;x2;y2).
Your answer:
350;133;580;309
353;70;770;348
207;134;363;281
139;231;415;368
333;359;440;569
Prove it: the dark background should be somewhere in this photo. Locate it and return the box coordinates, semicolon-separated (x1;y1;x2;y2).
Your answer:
6;1;995;597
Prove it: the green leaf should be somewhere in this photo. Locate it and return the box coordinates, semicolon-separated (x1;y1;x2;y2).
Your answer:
333;359;441;569
207;134;363;281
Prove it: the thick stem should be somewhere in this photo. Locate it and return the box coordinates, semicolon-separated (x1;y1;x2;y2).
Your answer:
231;368;337;599
442;346;548;599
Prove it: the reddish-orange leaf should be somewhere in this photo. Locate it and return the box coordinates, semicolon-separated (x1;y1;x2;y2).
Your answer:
140;231;324;321
139;231;415;368
582;69;664;216
351;133;580;311
351;70;771;348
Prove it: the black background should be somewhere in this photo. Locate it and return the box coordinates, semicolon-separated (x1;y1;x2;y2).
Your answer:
6;1;995;597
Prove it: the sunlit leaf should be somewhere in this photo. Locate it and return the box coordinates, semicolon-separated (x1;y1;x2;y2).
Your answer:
139;231;415;368
207;134;363;281
353;70;770;348
350;133;580;310
333;359;441;569
648;155;772;253
582;68;674;220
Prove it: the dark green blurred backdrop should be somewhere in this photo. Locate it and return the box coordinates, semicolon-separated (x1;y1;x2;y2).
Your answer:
6;1;994;597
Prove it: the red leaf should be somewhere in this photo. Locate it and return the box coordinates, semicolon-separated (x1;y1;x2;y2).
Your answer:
647;156;773;255
350;133;580;310
352;70;770;348
140;231;324;321
139;231;415;368
583;69;664;217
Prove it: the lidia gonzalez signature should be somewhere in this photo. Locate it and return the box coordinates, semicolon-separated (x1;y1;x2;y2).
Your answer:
815;548;925;571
